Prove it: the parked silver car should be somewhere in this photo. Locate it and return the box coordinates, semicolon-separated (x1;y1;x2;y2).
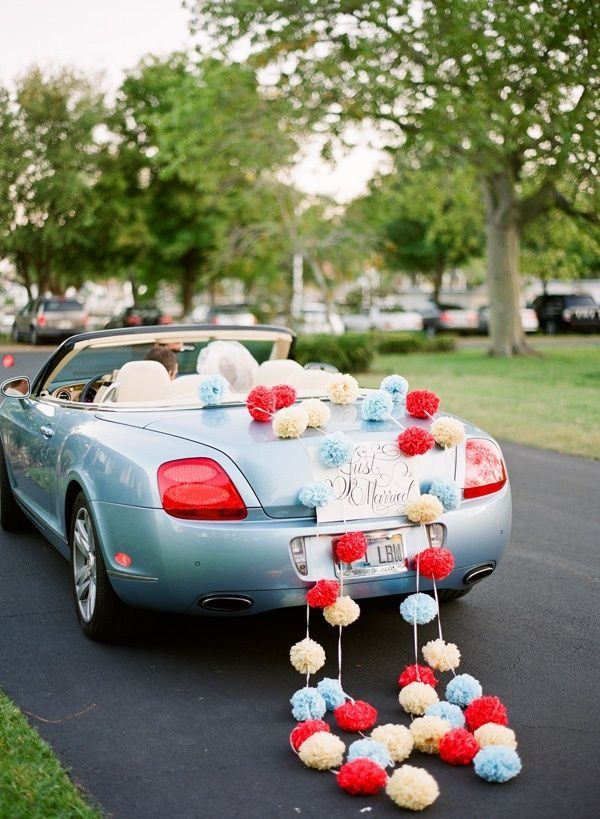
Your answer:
12;297;88;344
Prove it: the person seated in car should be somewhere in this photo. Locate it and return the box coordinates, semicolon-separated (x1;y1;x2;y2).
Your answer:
144;345;178;380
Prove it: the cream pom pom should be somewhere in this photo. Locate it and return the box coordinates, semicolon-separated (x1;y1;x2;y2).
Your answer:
300;398;331;428
474;723;518;750
405;494;444;524
430;417;466;449
398;682;439;716
422;638;461;672
371;723;414;763
272;406;309;438
386;765;439;810
410;716;452;754
290;637;326;674
323;595;360;627
298;731;346;770
327;374;360;405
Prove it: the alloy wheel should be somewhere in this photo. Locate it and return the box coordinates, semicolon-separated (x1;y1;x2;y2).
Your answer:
73;507;97;622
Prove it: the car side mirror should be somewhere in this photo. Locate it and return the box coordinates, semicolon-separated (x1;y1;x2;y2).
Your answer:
1;376;31;398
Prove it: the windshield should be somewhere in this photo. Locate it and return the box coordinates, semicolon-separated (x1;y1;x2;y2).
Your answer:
44;300;83;312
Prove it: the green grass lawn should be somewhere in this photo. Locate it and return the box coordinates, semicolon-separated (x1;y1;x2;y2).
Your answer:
0;691;101;819
360;345;600;459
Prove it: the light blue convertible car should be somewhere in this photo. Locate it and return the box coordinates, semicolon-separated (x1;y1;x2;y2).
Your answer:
0;325;511;640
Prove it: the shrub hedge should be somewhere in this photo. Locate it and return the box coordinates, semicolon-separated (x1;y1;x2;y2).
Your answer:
293;332;456;373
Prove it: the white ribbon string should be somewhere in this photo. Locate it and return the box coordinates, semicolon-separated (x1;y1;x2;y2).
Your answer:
414;558;421;676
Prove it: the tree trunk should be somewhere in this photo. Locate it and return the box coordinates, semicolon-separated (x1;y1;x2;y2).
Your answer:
482;172;533;356
431;261;444;304
181;252;198;316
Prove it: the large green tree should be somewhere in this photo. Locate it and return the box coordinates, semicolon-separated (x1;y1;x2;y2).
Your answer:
0;68;107;296
190;0;599;355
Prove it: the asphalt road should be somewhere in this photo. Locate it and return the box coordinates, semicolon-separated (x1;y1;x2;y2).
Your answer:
1;352;599;818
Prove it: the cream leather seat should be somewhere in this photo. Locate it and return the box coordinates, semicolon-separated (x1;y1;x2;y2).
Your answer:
110;360;171;403
254;359;334;392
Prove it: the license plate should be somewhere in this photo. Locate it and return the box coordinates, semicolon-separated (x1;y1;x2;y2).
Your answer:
334;527;409;578
58;321;72;329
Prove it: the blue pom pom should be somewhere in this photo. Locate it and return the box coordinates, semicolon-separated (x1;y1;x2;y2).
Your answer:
348;738;391;769
445;674;482;707
361;389;394;421
425;701;466;728
298;482;333;508
316;678;346;711
318;432;353;468
198;374;228;405
429;479;461;511
380;374;409;402
399;593;438;625
474;746;522;783
290;687;327;721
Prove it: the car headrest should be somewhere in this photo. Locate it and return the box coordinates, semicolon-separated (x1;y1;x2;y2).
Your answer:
113;360;171;403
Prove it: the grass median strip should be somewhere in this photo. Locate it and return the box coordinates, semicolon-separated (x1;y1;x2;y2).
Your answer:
0;691;102;818
360;345;599;459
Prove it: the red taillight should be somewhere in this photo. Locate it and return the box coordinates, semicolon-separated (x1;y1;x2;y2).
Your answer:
37;315;47;327
464;439;507;499
157;458;247;520
158;315;172;325
82;313;89;328
114;552;132;567
439;311;450;322
125;315;142;326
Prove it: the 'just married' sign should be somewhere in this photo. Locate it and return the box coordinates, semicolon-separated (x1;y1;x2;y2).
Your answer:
310;440;420;524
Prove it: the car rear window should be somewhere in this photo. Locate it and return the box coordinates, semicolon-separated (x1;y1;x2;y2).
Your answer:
44;300;83;312
564;295;596;306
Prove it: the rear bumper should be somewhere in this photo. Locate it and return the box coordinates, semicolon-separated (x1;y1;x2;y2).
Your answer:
91;483;511;615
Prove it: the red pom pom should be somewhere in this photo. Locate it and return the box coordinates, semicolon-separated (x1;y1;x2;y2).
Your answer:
272;384;297;410
414;547;455;580
398;664;439;689
464;696;508;732
397;427;435;456
246;386;275;422
406;390;440;419
306;579;340;608
334;532;368;563
334;700;378;732
439;727;480;765
337;758;387;795
290;720;330;751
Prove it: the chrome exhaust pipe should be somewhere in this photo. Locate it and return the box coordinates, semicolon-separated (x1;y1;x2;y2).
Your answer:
463;564;495;585
198;595;254;612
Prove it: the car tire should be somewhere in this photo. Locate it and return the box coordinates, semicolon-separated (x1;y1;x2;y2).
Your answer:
11;325;19;343
436;587;471;603
29;327;38;345
0;443;28;531
70;492;131;641
544;319;557;335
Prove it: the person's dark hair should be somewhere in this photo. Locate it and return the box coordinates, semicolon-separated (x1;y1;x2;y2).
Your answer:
145;345;178;376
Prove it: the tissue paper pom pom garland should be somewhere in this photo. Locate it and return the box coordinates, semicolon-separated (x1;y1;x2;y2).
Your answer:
298;482;333;508
290;638;326;675
425;701;466;728
386;766;439;810
306;579;339;608
473;746;522;783
335;700;378;732
406;389;440;418
422;639;461;672
337;758;388;795
397;427;435;457
328;373;359;405
318;432;353;467
300;398;330;427
361;389;394;421
474;723;518;749
316;678;346;711
405;494;444;524
334;531;368;563
410;715;452;754
348;738;392;769
465;696;508;732
399;682;439;716
428;479;461;511
371;724;414;763
245;385;275;421
290;688;327;721
445;674;482;707
439;727;480;765
272;384;297;410
431;416;465;448
380;374;409;402
323;596;360;627
399;593;438;625
413;547;455;580
198;374;228;405
273;406;309;438
398;664;438;689
298;732;346;770
290;720;330;751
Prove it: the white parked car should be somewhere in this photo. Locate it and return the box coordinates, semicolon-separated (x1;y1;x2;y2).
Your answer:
295;304;345;336
370;306;424;332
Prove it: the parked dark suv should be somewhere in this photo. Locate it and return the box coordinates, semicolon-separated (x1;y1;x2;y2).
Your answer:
530;293;600;334
12;297;88;344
